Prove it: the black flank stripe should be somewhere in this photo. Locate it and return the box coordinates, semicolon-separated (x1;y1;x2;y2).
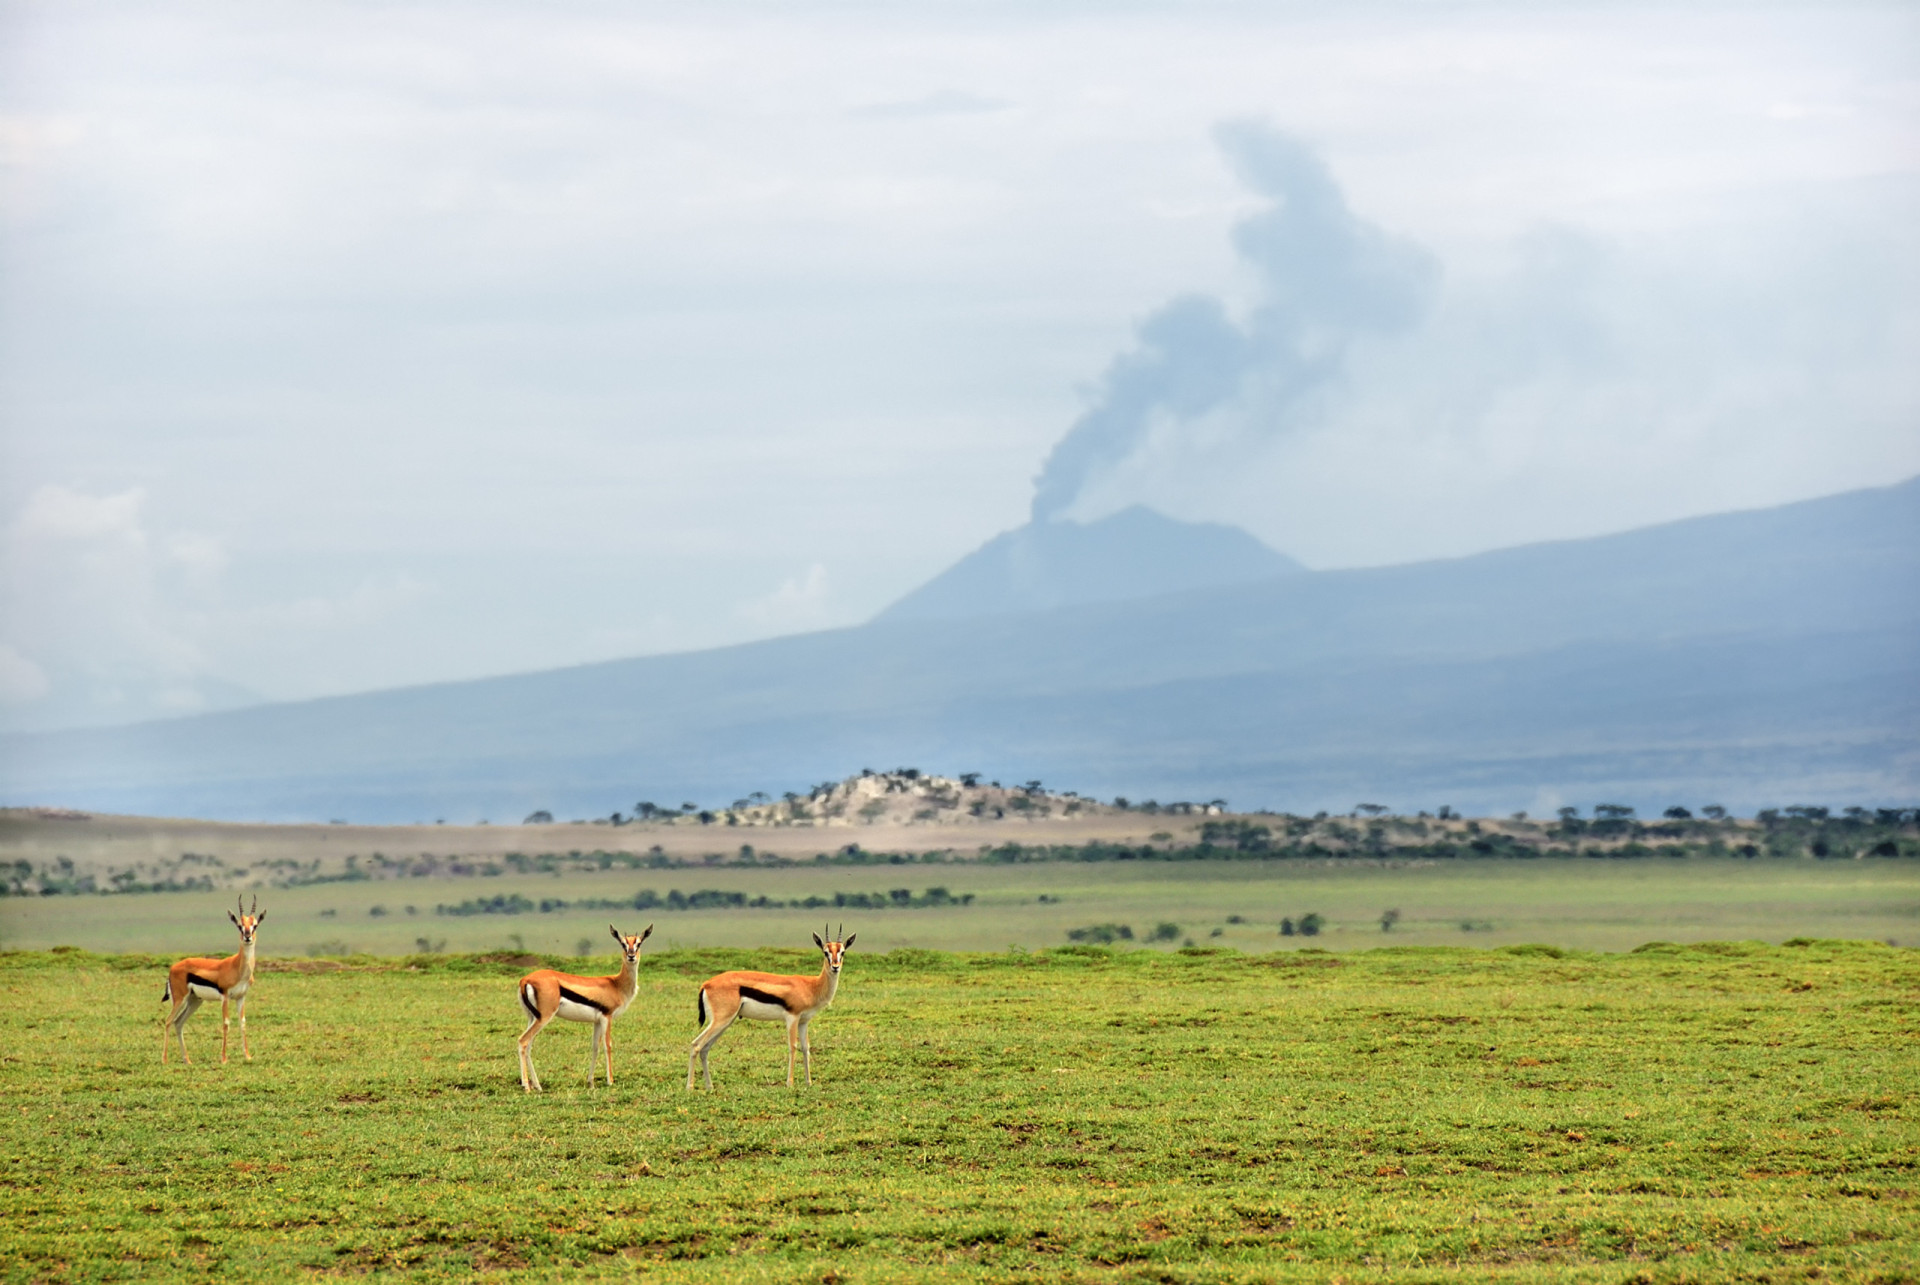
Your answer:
558;984;609;1014
738;984;789;1010
187;974;221;993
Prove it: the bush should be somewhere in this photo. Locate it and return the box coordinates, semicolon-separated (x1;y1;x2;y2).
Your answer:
1149;922;1180;942
1297;912;1324;937
1067;923;1133;944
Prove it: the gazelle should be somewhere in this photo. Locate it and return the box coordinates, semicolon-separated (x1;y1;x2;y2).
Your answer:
516;924;653;1092
160;896;263;1065
688;925;855;1090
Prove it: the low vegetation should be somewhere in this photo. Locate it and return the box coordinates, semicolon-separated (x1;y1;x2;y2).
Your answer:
1;940;1913;1281
7;802;1911;900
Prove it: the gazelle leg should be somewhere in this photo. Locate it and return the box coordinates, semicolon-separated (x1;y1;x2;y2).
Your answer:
518;1012;554;1092
688;1014;731;1090
800;1019;813;1086
237;994;250;1061
220;995;231;1065
587;1017;607;1087
785;1018;798;1088
173;995;201;1065
604;1023;615;1088
160;994;173;1065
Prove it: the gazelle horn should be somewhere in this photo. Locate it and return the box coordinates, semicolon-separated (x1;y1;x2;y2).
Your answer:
250;894;258;916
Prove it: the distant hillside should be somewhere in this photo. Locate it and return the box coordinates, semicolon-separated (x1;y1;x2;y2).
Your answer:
877;505;1303;622
2;478;1915;821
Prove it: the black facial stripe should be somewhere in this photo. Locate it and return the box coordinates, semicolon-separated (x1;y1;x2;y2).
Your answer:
738;984;789;1009
558;984;609;1013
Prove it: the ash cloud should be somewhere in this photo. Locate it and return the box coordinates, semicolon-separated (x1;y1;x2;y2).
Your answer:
1030;123;1438;522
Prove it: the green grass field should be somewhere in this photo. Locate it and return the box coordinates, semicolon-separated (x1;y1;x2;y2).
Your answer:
2;940;1914;1282
4;857;1915;957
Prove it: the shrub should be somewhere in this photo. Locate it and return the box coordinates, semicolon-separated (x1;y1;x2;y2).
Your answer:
1067;923;1134;944
1149;922;1180;942
1298;912;1324;937
1380;909;1400;932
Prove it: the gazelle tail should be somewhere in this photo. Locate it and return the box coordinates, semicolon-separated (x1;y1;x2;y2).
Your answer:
696;986;708;1029
519;982;539;1020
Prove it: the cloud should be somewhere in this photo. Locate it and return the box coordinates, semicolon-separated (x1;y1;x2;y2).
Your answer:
735;563;831;632
851;90;1011;120
1029;123;1438;521
0;485;222;727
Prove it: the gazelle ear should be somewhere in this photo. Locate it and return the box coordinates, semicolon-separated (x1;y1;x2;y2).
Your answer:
229;910;240;926
254;912;265;924
812;932;825;950
842;934;856;950
609;924;623;944
639;924;653;942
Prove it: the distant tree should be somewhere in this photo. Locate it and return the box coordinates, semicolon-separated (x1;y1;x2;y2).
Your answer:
1594;803;1635;820
1379;909;1401;932
1557;806;1580;821
1023;780;1044;795
680;802;697;813
523;810;554;825
1148;922;1180;942
1436;806;1455;820
634;801;661;819
1297;912;1324;937
1356;803;1388;817
1702;805;1727;820
1663;806;1692;820
960;773;981;788
1279;918;1295;936
1112;797;1130;810
1785;805;1830;821
697;811;715;825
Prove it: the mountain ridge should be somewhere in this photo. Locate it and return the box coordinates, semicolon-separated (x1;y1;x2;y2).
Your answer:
3;477;1914;821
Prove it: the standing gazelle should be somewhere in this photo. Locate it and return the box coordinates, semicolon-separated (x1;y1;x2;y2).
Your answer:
516;924;653;1092
688;925;855;1090
160;896;263;1065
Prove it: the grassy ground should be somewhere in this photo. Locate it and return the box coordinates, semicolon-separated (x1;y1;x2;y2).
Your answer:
4;857;1915;957
1;941;1914;1282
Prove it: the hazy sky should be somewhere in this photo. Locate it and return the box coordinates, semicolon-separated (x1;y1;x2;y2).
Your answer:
2;0;1916;732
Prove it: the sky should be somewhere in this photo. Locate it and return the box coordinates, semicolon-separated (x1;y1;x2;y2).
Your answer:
2;0;1916;733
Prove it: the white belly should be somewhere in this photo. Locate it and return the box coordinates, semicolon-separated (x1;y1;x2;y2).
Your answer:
555;999;605;1023
187;981;225;1001
738;997;791;1023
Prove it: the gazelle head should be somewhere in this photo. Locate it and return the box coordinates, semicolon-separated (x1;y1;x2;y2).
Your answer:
609;923;654;964
812;924;856;973
228;895;264;944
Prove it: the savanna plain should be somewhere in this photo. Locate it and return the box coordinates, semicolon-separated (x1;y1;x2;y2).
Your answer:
2;934;1916;1283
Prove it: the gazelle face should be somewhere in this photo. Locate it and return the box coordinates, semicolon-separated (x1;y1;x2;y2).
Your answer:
812;927;856;973
228;896;264;943
610;923;654;963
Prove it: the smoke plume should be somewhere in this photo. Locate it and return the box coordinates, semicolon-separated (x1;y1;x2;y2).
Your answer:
1030;123;1438;522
